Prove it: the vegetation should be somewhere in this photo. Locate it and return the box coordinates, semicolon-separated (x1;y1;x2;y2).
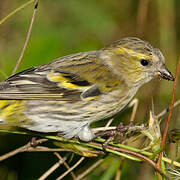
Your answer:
0;0;180;179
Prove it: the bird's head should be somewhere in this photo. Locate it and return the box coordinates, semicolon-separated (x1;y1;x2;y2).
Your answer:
100;37;174;87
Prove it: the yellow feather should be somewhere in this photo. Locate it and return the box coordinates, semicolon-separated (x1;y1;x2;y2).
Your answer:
0;100;32;125
116;47;150;60
47;72;87;89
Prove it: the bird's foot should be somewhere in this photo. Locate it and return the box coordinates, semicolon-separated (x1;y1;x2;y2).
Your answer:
95;122;134;152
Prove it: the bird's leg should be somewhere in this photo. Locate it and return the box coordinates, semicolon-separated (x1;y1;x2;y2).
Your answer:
114;98;139;141
95;122;134;151
30;137;38;147
95;129;117;152
95;99;139;150
115;121;134;144
102;135;115;152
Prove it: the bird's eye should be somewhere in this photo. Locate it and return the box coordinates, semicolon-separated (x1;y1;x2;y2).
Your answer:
140;59;149;66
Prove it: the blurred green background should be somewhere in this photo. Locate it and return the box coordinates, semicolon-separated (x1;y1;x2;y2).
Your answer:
0;0;179;179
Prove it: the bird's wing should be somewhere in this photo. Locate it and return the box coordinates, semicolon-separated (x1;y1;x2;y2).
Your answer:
0;51;121;101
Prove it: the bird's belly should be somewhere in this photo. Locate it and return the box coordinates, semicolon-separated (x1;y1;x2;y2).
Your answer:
85;88;137;122
23;88;137;131
0;88;137;133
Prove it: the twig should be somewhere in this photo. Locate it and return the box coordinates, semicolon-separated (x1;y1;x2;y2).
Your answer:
54;152;76;180
95;137;180;168
0;138;48;162
76;159;104;180
157;58;180;172
90;142;168;179
56;157;85;180
23;146;74;153
0;138;80;162
12;0;39;75
39;156;68;180
105;118;114;127
128;98;138;122
92;126;116;133
0;126;180;174
0;0;35;25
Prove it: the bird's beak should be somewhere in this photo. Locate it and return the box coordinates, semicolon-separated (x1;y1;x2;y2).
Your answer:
157;65;174;81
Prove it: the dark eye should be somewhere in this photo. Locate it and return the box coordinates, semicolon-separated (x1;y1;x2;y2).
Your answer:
140;59;149;66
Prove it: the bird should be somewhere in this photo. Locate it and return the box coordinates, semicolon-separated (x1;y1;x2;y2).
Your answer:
0;37;174;142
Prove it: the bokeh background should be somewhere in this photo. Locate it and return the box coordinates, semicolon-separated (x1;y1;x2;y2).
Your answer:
0;0;179;179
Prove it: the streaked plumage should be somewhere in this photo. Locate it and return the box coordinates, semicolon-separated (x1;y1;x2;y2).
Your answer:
0;37;174;141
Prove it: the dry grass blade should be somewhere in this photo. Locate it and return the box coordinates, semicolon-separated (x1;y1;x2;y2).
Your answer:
56;157;85;180
54;152;76;180
0;0;35;25
12;0;39;75
76;159;104;180
115;158;125;180
38;156;68;180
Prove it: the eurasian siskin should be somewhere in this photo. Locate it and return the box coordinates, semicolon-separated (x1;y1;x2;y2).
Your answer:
0;37;174;141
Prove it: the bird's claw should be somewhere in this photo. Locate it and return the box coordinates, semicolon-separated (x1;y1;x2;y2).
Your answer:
95;122;134;152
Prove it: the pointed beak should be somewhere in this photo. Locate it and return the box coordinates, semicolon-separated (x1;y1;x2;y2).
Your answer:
157;65;174;81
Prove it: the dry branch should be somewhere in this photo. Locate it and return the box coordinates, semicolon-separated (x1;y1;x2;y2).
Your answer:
157;58;180;176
